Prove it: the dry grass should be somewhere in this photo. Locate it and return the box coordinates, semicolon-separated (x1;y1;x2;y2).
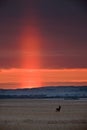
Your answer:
0;99;87;130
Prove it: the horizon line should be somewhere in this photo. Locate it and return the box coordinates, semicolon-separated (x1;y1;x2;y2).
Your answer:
0;85;87;90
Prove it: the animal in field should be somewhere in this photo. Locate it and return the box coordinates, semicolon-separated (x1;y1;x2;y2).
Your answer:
56;105;61;112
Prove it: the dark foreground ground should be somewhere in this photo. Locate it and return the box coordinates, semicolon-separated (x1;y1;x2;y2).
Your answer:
0;99;87;130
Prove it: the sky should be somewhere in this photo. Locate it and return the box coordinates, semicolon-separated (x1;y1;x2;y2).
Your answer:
0;0;87;88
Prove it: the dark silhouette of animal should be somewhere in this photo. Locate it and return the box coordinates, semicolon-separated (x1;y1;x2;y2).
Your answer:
56;105;61;112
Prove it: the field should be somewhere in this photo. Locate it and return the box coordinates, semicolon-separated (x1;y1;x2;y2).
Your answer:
0;99;87;130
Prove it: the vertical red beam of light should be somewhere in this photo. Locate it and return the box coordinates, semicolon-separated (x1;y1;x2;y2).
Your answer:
20;3;42;88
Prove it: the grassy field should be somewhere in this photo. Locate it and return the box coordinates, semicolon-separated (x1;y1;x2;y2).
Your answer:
0;99;87;130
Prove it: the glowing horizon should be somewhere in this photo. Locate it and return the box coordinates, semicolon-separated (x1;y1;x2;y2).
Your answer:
0;68;87;89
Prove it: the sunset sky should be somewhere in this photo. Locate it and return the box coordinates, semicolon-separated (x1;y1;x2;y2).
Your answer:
0;0;87;88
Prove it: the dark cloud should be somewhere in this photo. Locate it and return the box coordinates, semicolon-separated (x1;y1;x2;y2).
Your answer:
0;0;87;69
0;0;8;7
42;55;87;69
0;83;20;89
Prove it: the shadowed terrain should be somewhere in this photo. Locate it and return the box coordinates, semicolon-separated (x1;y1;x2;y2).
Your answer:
0;99;87;130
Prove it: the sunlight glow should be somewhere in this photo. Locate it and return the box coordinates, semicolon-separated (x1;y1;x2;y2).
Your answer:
20;13;42;88
0;68;87;88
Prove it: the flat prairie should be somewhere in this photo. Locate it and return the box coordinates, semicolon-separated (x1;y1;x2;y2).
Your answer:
0;99;87;130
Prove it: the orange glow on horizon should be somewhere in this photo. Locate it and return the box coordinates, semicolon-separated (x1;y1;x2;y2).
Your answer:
0;68;87;89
